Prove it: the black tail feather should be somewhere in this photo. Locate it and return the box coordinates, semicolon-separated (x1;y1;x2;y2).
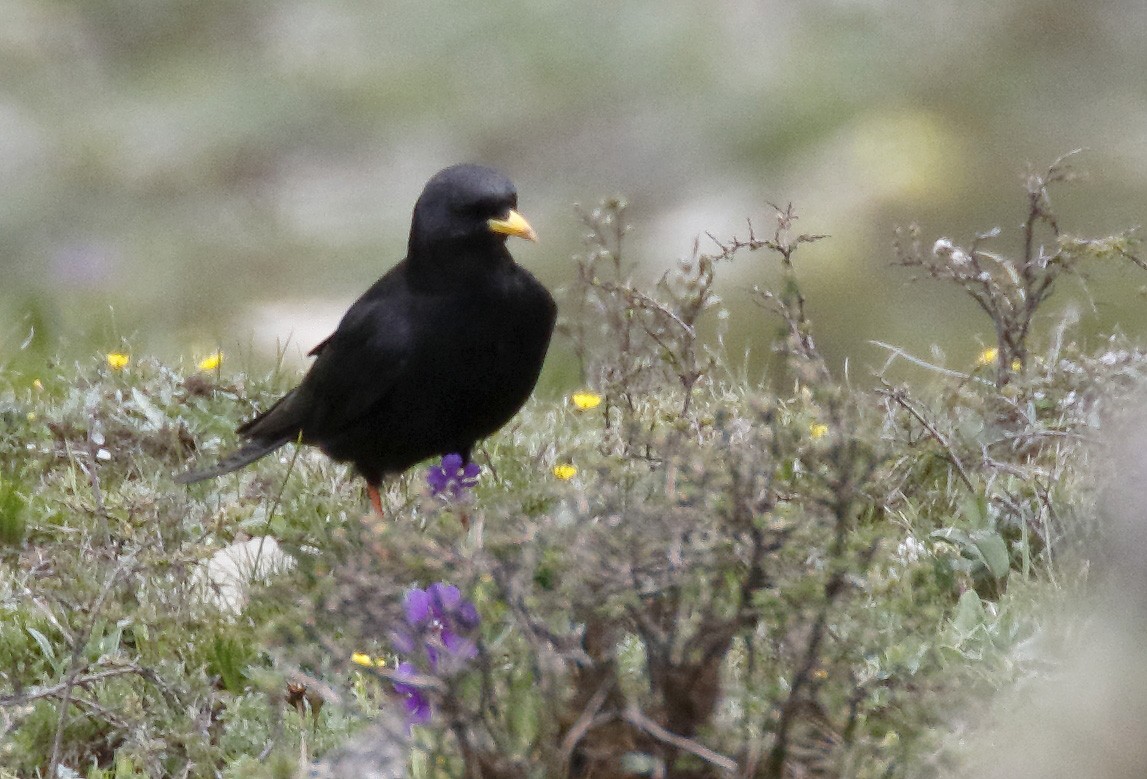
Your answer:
174;437;293;484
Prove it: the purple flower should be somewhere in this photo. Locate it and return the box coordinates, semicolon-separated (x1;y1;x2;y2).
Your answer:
404;587;433;626
392;662;431;725
389;581;481;725
393;583;480;670
426;453;480;500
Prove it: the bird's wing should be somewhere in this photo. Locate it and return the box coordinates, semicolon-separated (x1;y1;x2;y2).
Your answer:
240;272;415;442
301;296;414;432
176;274;414;483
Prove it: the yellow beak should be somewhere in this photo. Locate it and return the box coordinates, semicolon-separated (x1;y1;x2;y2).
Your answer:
487;209;538;242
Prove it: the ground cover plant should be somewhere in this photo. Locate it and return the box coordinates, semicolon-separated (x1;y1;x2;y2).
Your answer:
1;155;1144;777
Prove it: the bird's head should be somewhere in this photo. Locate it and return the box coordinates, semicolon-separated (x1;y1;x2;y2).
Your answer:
408;164;537;263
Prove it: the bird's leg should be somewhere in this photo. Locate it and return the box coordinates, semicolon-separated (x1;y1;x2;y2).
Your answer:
459;448;473;530
368;484;384;517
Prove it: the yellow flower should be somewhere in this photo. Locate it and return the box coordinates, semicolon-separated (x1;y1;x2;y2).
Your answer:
976;347;1022;372
351;652;386;668
32;379;43;391
552;463;578;480
106;353;130;370
197;352;223;372
809;422;829;440
571;391;602;411
975;347;998;366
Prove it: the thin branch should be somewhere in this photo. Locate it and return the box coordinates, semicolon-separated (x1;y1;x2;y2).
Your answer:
878;383;976;493
0;665;140;706
869;341;981;382
559;678;616;767
47;555;135;779
622;705;738;774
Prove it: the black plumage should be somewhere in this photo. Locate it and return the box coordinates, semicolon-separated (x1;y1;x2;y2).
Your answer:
176;164;556;511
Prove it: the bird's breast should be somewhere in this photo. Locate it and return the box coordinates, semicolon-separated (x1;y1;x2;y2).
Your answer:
409;274;553;429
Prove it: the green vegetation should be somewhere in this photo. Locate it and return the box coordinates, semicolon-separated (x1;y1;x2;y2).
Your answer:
1;159;1144;777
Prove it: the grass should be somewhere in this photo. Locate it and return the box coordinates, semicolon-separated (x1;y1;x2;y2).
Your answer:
1;160;1144;777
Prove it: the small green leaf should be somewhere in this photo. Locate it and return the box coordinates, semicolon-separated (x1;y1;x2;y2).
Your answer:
130;387;167;430
951;590;985;636
26;626;56;663
0;479;27;546
930;527;974;551
972;531;1011;579
959;496;988;526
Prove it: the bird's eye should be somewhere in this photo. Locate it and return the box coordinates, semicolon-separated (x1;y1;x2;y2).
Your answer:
459;200;494;220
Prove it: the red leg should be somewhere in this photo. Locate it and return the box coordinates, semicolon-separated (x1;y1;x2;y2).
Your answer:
368;484;384;517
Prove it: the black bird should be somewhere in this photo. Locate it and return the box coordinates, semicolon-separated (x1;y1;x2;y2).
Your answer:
176;164;556;513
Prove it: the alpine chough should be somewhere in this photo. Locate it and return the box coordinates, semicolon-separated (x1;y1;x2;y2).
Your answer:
175;164;556;512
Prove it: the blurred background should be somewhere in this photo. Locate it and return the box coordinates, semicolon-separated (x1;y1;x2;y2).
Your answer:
2;0;1145;385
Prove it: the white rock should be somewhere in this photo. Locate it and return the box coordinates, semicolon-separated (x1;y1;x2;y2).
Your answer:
193;536;295;616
